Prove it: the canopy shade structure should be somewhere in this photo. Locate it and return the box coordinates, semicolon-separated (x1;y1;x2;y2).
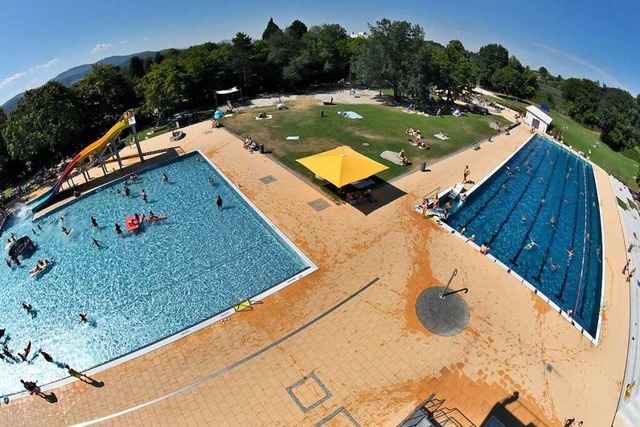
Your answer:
215;86;240;95
296;145;389;188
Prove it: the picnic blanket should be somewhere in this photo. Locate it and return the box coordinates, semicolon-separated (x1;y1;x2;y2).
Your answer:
433;134;450;140
286;136;300;141
380;150;406;166
338;111;363;119
255;115;273;120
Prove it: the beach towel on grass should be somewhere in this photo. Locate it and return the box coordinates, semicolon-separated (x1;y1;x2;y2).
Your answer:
286;136;300;141
380;150;406;166
433;134;450;140
255;115;273;120
338;111;363;119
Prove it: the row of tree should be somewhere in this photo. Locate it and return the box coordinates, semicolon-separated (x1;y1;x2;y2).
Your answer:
0;17;638;188
561;78;640;149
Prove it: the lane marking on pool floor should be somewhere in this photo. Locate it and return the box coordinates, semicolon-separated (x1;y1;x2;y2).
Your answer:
73;277;380;426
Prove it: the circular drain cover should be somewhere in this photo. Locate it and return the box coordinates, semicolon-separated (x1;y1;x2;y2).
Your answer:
415;286;469;336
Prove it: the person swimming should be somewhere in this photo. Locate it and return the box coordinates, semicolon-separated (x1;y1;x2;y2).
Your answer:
92;238;102;248
79;313;87;324
22;303;32;315
115;223;122;234
18;341;31;362
162;173;168;183
29;260;50;275
524;238;538;250
141;189;148;202
208;177;214;187
61;226;71;235
91;216;98;227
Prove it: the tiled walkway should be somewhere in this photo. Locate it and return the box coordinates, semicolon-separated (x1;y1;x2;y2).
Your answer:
0;116;630;426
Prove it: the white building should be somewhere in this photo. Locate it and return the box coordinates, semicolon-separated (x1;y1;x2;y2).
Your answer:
524;105;553;133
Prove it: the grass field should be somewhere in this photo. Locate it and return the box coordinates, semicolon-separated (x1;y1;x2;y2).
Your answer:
485;94;639;190
223;100;508;184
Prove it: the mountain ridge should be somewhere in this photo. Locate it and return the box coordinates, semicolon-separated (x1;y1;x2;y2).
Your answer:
1;49;170;113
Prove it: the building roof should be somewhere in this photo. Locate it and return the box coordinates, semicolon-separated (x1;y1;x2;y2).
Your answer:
525;105;553;125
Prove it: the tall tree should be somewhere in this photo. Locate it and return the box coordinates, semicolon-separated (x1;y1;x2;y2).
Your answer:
491;66;524;97
135;59;188;117
231;32;253;91
286;20;308;39
433;40;475;99
72;64;137;141
129;56;145;79
2;82;83;169
598;88;640;149
352;19;424;100
262;18;282;40
474;43;509;87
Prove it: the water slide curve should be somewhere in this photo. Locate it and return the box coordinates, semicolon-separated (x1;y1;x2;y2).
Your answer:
29;118;130;212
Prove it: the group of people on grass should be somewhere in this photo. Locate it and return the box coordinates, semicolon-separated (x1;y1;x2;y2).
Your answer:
405;128;430;149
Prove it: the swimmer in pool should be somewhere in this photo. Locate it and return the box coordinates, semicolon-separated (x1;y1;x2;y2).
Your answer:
79;313;87;324
92;238;102;248
208;177;214;187
22;303;32;315
162;173;168;183
115;223;122;234
524;238;538;250
91;216;98;227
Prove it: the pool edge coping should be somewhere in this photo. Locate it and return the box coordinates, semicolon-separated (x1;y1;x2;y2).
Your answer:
7;149;318;401
428;133;603;346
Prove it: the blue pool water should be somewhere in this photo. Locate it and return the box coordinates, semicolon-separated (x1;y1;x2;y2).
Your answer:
447;135;603;337
0;153;311;395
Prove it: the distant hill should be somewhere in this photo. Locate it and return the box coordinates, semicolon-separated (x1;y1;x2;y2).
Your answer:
1;50;169;113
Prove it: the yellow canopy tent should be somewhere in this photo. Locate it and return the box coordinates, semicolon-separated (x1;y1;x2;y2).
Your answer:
296;145;388;188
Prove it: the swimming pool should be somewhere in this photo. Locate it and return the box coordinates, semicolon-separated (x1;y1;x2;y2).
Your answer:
446;135;603;339
0;152;315;395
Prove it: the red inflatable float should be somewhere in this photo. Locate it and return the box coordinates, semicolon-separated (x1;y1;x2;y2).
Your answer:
125;215;142;232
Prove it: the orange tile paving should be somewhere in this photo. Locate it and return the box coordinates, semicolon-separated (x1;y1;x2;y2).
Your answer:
1;109;630;426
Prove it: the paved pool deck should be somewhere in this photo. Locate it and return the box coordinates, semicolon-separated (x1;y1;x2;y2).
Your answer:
1;112;629;426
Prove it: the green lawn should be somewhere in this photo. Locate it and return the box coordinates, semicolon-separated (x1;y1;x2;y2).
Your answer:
223;102;509;183
485;94;639;190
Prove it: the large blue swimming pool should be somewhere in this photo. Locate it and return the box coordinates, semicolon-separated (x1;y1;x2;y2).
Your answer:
0;152;312;395
447;135;603;337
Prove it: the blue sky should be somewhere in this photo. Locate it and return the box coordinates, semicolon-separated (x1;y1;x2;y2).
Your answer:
0;0;638;105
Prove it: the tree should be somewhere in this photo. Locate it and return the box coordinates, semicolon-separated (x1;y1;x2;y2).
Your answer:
598;88;640;149
231;32;253;91
129;56;145;79
474;44;509;87
286;20;308;39
404;43;436;106
352;19;424;100
135;59;188;116
491;66;524;97
153;52;165;64
562;78;601;126
522;68;539;98
262;18;281;40
2;82;83;169
432;40;475;100
298;24;350;84
72;64;137;141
